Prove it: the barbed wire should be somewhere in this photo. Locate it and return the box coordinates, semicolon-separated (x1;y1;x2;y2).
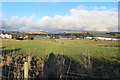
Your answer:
0;48;120;79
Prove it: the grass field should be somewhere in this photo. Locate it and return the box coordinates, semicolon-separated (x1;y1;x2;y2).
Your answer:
2;38;119;63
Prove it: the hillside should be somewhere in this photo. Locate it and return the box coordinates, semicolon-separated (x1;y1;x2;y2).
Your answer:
25;31;48;34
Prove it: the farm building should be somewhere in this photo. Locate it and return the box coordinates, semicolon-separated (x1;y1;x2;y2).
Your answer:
94;37;120;41
94;37;112;41
84;36;120;41
84;37;93;39
0;31;12;39
112;38;120;41
17;35;29;40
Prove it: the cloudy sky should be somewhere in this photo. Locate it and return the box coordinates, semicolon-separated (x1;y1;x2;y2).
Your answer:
1;2;118;32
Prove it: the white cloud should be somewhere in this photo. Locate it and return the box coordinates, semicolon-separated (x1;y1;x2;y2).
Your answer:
76;5;109;11
110;8;118;11
2;6;118;32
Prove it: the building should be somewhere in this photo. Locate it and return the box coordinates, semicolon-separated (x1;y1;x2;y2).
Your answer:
112;38;120;41
94;37;120;41
84;37;93;39
0;31;12;39
94;37;112;41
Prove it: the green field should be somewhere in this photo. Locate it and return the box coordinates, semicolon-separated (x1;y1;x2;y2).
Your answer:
2;38;119;63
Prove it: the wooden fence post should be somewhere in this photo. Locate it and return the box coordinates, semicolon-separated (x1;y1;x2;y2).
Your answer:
24;62;28;79
27;56;31;69
0;55;2;80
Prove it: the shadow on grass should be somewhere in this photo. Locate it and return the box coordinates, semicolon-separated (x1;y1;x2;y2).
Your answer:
0;46;6;49
2;48;21;56
43;53;120;80
91;57;120;79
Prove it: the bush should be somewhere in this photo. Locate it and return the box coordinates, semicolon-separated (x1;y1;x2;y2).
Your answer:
27;35;34;40
12;33;18;39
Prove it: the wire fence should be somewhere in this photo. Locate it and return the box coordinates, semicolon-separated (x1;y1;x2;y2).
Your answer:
1;60;45;79
0;47;45;80
0;47;120;80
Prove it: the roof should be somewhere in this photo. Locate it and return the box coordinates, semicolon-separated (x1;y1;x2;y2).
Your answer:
0;31;11;35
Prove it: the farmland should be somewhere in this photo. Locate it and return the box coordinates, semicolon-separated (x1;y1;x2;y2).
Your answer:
1;38;120;79
2;38;119;62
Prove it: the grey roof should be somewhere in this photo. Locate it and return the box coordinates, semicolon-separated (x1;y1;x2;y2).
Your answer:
0;31;11;35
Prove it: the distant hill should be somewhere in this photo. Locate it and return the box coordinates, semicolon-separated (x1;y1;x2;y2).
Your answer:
25;31;48;34
73;32;88;33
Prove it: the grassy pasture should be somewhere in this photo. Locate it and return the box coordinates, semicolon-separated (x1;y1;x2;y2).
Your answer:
2;38;119;63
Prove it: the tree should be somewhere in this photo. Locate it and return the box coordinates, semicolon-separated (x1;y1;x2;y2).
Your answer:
12;33;18;39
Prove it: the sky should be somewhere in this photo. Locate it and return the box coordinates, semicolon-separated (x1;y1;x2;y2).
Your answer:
1;0;119;2
1;2;118;33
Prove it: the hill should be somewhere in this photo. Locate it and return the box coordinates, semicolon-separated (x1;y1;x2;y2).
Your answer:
25;31;48;34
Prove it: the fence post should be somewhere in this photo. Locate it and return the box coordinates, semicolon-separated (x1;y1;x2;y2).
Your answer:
24;62;28;79
0;55;2;80
27;56;31;69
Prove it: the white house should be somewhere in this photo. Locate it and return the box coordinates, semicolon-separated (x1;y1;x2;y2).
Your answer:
0;31;12;39
84;37;93;39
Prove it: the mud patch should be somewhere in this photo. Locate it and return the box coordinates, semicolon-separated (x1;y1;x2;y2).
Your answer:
98;45;120;47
